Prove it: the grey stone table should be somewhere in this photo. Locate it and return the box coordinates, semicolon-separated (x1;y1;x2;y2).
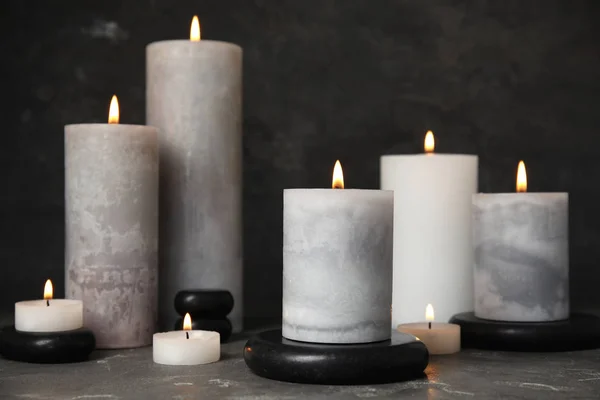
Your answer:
1;320;600;399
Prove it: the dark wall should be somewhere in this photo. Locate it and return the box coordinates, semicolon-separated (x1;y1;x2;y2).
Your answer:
1;0;599;319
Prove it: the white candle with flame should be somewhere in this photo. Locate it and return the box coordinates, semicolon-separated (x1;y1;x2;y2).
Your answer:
473;161;569;322
397;304;461;355
65;95;159;348
153;313;220;365
147;15;243;333
381;131;478;325
15;280;83;332
283;161;394;344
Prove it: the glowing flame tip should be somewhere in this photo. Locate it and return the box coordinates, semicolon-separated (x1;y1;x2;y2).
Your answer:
108;95;119;124
190;16;201;41
332;160;344;189
43;279;53;300
424;131;435;154
183;313;192;331
425;304;434;322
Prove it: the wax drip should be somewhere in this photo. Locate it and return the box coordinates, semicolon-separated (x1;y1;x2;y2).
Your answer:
186;331;189;339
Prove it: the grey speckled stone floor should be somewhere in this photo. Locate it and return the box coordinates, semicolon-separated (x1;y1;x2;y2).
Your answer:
1;319;600;400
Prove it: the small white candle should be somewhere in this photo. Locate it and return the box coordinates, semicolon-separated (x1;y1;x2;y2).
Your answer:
15;280;83;332
397;304;461;355
153;313;220;365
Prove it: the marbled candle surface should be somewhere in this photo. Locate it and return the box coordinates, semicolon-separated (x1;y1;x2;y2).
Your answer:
473;193;569;322
65;124;158;348
147;40;243;332
283;189;393;344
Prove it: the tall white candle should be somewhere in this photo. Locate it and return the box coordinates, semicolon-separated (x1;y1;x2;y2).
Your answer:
15;280;83;332
66;96;158;348
381;131;478;325
146;16;243;332
283;161;393;344
473;161;569;322
153;313;220;365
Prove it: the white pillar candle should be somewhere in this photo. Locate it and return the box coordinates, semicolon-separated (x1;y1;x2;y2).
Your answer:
283;161;394;344
381;131;478;325
397;305;460;355
146;16;243;332
473;161;569;322
65;96;159;348
15;280;83;332
153;314;220;365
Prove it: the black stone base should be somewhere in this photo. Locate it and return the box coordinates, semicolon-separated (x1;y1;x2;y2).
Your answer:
173;317;232;343
243;329;428;385
0;325;96;363
450;312;600;352
174;289;234;319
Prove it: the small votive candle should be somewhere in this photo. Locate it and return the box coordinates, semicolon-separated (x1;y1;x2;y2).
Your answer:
397;304;461;355
153;313;220;365
15;280;83;332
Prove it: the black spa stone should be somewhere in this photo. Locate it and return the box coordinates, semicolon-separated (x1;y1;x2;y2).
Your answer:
0;326;95;364
244;329;428;385
173;317;232;343
450;312;600;352
174;290;234;318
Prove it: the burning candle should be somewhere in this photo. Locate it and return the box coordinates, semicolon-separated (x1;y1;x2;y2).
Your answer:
473;161;569;322
282;161;394;344
146;15;243;333
381;131;478;325
65;95;159;348
153;313;220;365
397;304;461;355
15;280;83;332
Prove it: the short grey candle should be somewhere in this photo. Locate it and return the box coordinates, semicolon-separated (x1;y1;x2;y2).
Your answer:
473;162;569;322
283;162;393;344
65;96;158;348
146;18;243;331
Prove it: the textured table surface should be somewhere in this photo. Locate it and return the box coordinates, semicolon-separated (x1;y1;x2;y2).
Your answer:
1;324;600;400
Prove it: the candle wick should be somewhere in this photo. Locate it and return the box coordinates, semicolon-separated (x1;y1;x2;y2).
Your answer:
428;322;431;330
186;331;189;339
46;300;50;307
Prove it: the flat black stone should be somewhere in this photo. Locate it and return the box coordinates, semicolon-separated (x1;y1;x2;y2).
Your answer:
243;329;428;385
450;312;600;352
0;325;95;364
174;290;234;318
173;317;232;343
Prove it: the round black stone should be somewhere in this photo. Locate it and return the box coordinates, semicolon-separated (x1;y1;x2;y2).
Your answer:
174;290;234;318
244;329;428;384
173;317;232;343
450;312;600;352
0;326;96;364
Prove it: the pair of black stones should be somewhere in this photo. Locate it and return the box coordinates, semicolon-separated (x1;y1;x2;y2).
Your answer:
174;290;234;343
0;326;95;364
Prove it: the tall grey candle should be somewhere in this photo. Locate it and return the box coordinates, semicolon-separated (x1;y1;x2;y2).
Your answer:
146;19;243;331
65;96;159;348
473;162;569;322
283;162;393;344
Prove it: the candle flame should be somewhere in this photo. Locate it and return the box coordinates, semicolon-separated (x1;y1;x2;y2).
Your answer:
108;95;119;124
190;16;201;41
425;304;434;322
183;313;192;331
424;131;435;154
516;160;527;193
44;279;53;300
332;160;344;189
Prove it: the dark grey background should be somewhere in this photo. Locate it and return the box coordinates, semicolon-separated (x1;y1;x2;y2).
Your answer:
1;0;599;321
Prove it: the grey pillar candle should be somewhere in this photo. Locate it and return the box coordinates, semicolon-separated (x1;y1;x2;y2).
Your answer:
146;19;243;331
65;96;159;348
283;162;394;344
473;162;569;322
